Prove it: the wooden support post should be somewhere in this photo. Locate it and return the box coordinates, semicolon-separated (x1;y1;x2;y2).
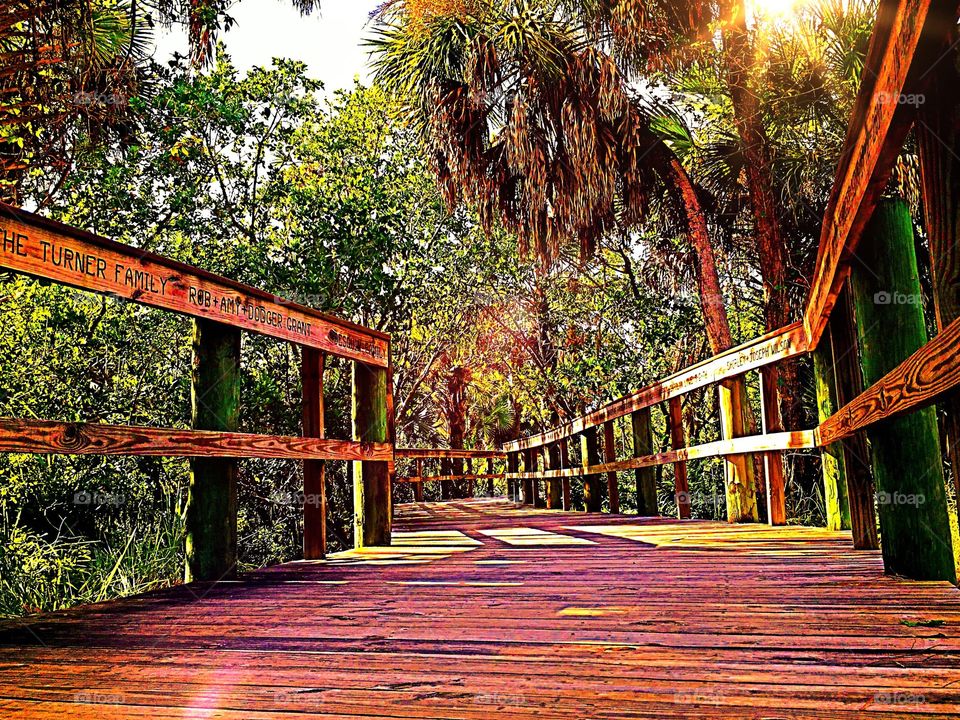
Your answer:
486;457;495;497
581;427;603;513
813;336;851;531
507;451;519;502
758;371;786;526
532;448;542;507
414;458;425;502
302;348;327;559
521;449;535;505
186;319;240;582
467;458;474;498
440;457;453;500
603;420;620;514
546;442;562;509
631;407;658;516
718;377;759;523
559;438;572;511
667;397;692;519
830;287;880;550
849;198;954;581
352;361;391;548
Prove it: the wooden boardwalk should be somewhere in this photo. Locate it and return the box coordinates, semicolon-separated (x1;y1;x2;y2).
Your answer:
2;499;960;718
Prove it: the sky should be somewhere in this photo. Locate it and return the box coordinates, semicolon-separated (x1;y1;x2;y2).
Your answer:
153;1;383;93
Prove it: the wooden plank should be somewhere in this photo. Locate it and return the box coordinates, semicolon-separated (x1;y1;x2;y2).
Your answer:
802;0;958;346
0;418;392;461
0;204;389;366
581;427;603;512
302;348;327;559
818;313;960;446
559;438;572;511
504;324;806;452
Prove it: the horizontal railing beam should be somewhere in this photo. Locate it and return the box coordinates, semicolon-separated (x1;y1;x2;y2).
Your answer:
505;324;807;452
0;203;389;366
0;418;392;461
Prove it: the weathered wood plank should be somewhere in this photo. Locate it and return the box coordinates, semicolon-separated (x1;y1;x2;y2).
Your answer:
395;449;506;459
0;204;389;366
0;418;392;461
353;361;391;548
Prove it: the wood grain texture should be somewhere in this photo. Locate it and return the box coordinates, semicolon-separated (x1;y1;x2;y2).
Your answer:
0;204;389;366
301;348;327;560
802;0;957;346
4;499;960;720
818;313;960;446
0;418;391;461
504;324;806;452
668;397;692;520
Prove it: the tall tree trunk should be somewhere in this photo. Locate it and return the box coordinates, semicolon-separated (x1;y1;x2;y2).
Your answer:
663;148;758;521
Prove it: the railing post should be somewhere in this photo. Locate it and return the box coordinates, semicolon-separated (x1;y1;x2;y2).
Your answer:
507;451;519;502
830;288;878;549
414;458;425;502
719;377;761;523
580;427;603;512
667;396;692;519
849;197;954;581
186;318;240;582
467;457;474;498
546;441;562;508
302;348;327;559
631;407;658;516
521;448;535;505
758;371;786;526
486;457;495;496
603;420;620;514
352;361;391;548
812;335;851;532
559;438;572;511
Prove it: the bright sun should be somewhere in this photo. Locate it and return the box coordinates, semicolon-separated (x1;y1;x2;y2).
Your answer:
747;0;805;19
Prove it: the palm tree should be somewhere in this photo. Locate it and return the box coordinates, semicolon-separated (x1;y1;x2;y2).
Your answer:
370;0;759;519
1;0;152;204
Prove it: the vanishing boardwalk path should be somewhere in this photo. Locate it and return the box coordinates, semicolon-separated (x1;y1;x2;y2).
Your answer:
2;499;960;718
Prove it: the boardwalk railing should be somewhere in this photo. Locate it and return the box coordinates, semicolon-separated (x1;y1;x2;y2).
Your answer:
506;0;960;583
0;203;394;577
394;448;507;501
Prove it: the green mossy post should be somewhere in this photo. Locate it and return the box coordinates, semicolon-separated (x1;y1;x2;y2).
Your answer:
581;427;603;513
352;361;391;548
186;319;241;583
812;339;850;531
850;198;955;582
631;407;658;515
